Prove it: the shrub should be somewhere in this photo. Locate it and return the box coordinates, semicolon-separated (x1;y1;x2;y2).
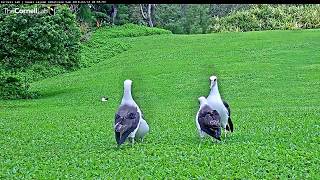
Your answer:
0;4;81;72
0;71;39;100
0;4;81;99
210;4;320;32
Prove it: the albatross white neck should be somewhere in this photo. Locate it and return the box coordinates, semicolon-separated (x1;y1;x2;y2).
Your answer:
121;80;134;104
208;82;221;99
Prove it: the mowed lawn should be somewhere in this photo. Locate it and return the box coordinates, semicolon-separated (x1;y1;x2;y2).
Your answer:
1;29;319;179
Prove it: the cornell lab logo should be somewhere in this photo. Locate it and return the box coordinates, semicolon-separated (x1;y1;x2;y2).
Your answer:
3;6;56;15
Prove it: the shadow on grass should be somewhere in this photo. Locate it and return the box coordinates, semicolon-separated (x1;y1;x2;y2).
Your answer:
39;88;79;99
190;132;240;146
109;138;151;151
0;103;33;109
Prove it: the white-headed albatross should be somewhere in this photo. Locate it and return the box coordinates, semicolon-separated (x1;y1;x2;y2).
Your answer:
196;96;221;141
114;80;149;146
206;75;234;138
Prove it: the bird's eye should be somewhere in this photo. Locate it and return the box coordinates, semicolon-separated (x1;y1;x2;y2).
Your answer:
214;79;216;82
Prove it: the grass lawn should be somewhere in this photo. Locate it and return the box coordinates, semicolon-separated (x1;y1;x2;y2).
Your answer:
1;29;319;178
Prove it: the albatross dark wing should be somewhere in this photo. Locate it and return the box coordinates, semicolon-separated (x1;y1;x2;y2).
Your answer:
223;100;234;132
198;105;221;141
114;105;140;145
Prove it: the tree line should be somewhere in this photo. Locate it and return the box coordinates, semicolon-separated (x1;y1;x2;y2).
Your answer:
71;4;251;34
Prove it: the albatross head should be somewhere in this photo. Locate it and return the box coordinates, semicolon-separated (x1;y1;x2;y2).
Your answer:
209;75;217;89
124;79;133;87
198;96;207;105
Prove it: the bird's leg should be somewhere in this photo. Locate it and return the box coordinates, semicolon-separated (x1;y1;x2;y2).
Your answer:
211;138;221;144
199;137;205;144
224;129;228;138
141;137;144;143
198;131;204;146
130;137;135;147
198;137;203;150
199;130;205;140
226;124;233;137
199;136;205;144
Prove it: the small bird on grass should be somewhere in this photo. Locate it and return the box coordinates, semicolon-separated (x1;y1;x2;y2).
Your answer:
101;96;109;102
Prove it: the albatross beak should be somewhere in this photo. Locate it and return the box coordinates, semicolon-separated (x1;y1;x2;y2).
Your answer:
119;125;127;139
119;129;124;139
210;80;216;89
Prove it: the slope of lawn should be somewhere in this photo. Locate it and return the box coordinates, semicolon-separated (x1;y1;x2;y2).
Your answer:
1;29;319;179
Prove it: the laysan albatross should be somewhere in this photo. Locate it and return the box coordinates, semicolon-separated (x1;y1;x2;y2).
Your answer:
206;75;233;137
114;80;149;146
196;96;222;141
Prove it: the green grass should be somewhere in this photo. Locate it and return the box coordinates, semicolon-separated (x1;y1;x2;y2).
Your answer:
1;29;320;179
80;24;171;68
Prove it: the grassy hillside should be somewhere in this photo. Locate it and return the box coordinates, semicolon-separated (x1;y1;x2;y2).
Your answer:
1;29;319;178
